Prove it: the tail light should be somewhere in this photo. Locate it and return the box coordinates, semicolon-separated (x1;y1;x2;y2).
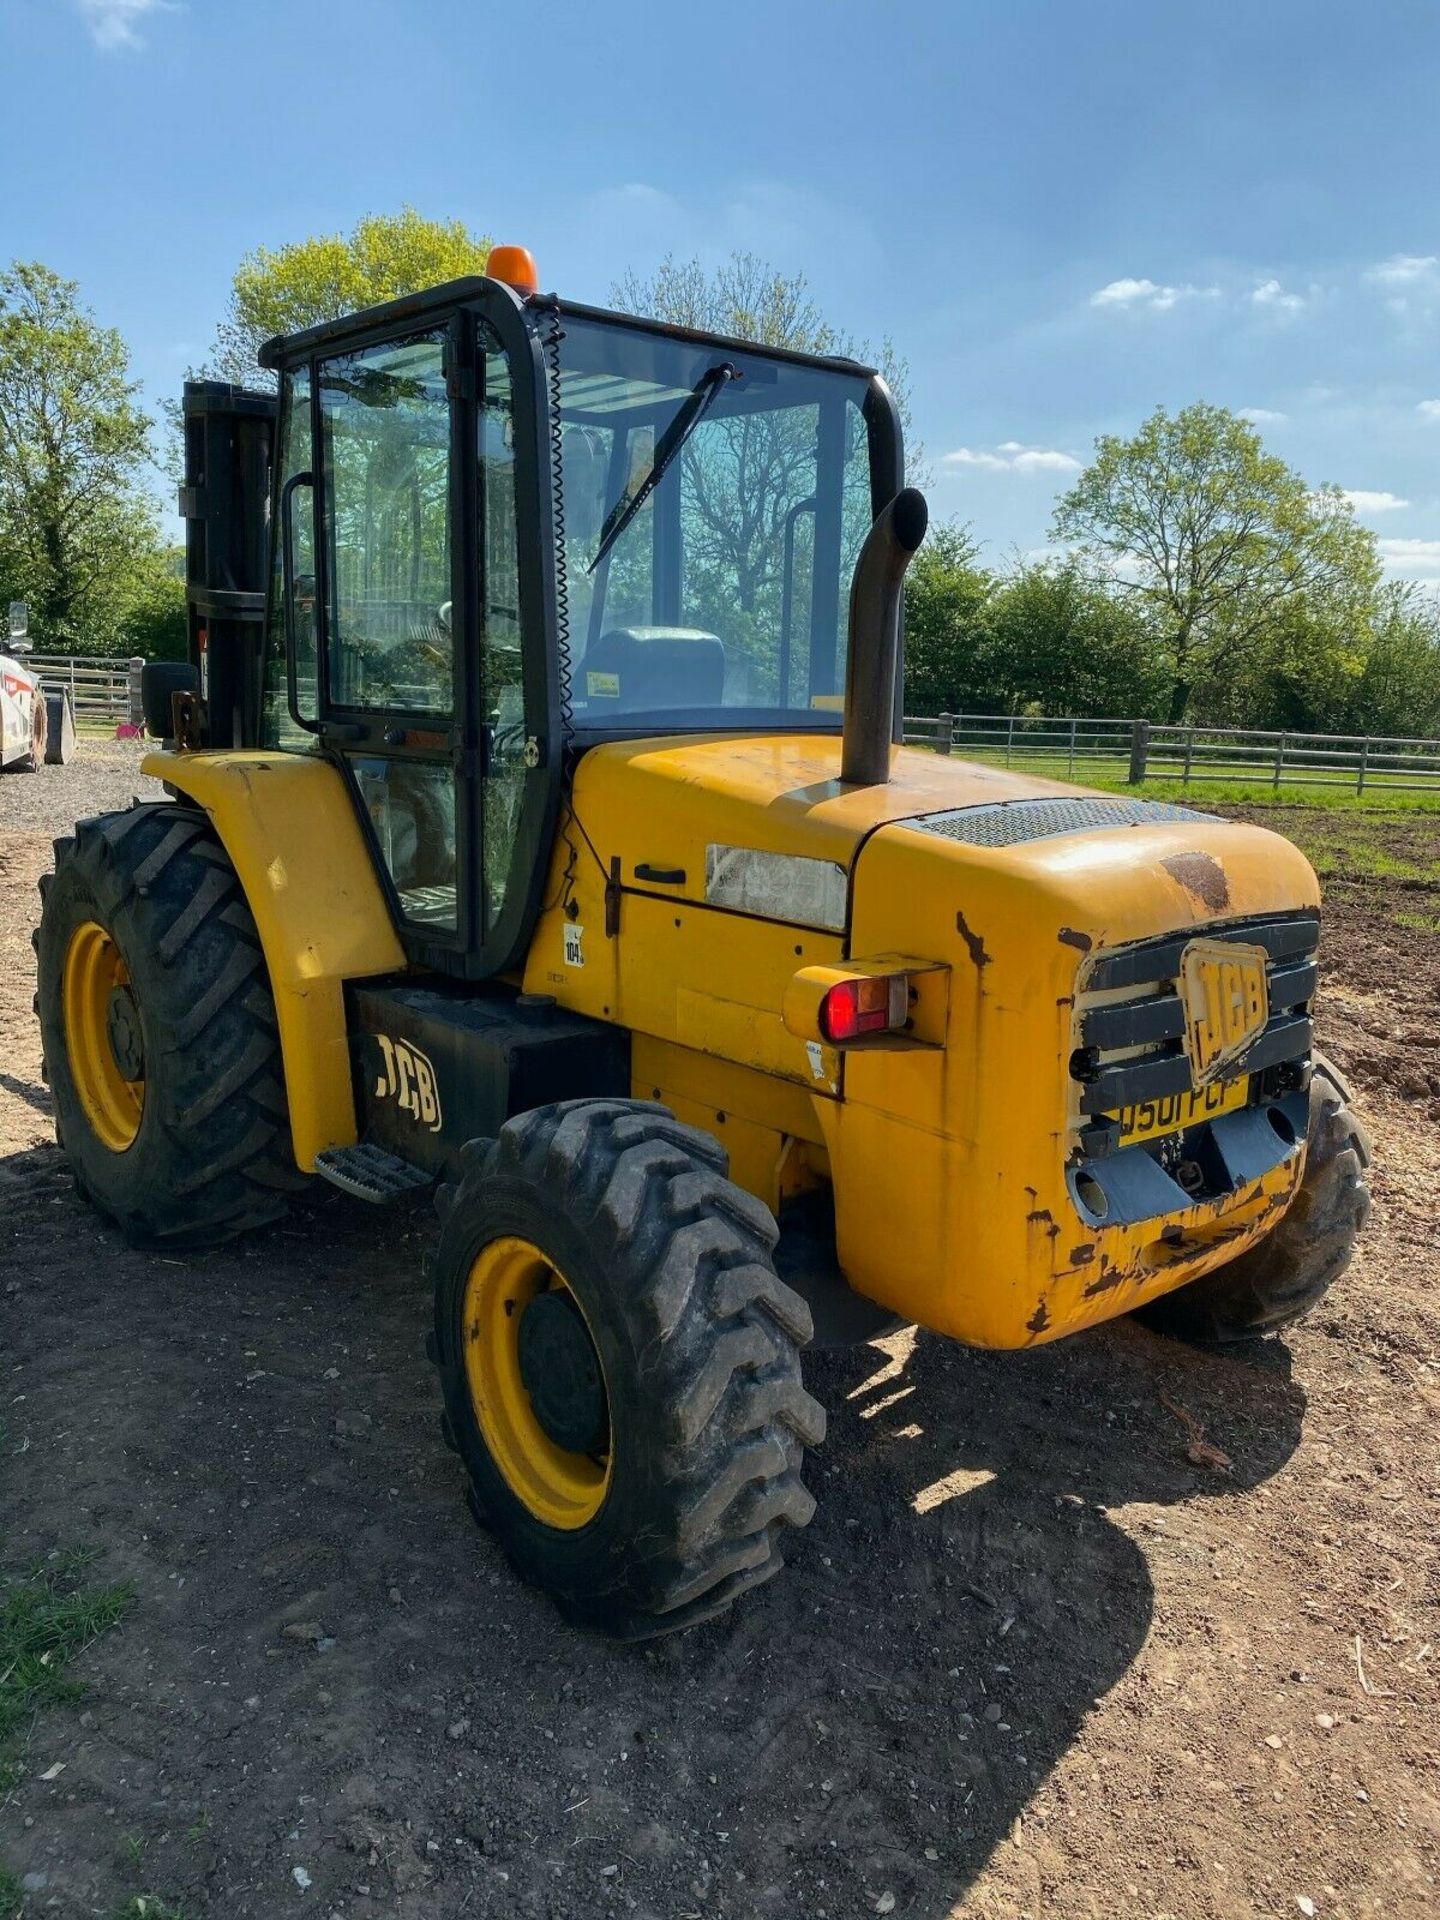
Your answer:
783;958;941;1053
819;973;909;1043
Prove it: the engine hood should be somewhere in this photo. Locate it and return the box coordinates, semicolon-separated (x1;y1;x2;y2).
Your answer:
575;734;1117;918
572;734;1319;936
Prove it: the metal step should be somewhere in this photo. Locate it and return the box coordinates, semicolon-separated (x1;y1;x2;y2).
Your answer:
314;1143;434;1204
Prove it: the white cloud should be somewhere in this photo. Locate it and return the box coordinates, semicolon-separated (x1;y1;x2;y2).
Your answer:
1239;407;1288;425
1251;278;1305;312
942;441;1082;474
77;0;171;49
1342;489;1410;513
1417;399;1440;420
1365;254;1439;286
1091;277;1163;307
1089;276;1218;312
1377;538;1440;577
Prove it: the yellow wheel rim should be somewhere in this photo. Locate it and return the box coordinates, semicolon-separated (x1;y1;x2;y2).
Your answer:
462;1236;612;1531
62;921;145;1153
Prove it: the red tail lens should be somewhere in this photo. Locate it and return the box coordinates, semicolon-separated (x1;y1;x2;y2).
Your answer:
818;973;908;1043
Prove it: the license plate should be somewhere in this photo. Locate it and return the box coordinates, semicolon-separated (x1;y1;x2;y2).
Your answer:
1116;1075;1250;1148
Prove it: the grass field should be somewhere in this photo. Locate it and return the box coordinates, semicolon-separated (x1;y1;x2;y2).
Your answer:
938;743;1440;810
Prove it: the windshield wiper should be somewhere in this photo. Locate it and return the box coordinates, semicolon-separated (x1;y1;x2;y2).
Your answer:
587;362;738;573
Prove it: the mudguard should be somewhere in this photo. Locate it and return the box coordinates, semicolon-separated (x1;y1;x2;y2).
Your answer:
141;749;406;1169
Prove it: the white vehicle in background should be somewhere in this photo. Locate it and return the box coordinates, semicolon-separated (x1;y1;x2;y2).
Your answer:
1;641;46;772
1;606;75;772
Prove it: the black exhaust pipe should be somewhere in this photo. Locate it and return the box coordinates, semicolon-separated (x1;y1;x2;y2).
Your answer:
841;487;928;786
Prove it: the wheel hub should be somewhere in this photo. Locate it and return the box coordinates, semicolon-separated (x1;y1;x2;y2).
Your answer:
106;985;144;1082
62;921;145;1153
517;1290;609;1456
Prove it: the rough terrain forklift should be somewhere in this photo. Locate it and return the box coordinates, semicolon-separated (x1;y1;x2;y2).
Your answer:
34;247;1371;1636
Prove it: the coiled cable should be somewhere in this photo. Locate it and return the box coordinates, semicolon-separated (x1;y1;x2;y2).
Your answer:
538;294;574;750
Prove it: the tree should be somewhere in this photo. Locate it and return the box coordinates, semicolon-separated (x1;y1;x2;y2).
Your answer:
1053;403;1381;724
985;557;1168;719
1346;584;1440;737
210;208;492;388
0;260;164;652
114;546;187;662
901;523;995;715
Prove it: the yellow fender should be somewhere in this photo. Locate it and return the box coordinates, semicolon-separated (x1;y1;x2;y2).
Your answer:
141;750;405;1169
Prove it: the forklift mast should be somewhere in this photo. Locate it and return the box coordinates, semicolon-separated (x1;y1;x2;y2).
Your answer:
179;380;276;749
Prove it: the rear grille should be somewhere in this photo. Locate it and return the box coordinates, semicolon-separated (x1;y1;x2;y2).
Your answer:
1072;914;1320;1120
910;796;1217;849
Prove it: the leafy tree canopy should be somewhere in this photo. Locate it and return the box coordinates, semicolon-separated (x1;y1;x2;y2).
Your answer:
1053;402;1381;724
902;523;994;716
985;556;1168;721
211;208;492;387
0;260;170;653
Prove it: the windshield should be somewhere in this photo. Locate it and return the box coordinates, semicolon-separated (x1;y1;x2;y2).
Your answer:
554;315;879;730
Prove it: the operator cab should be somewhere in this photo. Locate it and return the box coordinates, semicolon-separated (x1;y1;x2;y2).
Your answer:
259;262;902;980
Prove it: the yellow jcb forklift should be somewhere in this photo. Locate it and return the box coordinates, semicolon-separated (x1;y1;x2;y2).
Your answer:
35;247;1370;1636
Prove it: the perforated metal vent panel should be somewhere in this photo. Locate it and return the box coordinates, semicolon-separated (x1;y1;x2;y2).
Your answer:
909;796;1217;848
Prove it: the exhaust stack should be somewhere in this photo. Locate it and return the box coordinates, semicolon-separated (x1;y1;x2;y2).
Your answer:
841;487;928;786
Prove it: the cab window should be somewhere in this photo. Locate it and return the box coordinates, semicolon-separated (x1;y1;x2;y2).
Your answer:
556;317;874;728
317;330;453;714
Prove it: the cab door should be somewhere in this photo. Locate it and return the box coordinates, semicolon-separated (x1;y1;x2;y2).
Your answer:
313;320;472;957
266;289;560;980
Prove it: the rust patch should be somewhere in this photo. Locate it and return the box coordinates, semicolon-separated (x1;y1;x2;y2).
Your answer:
1058;926;1092;952
1069;1242;1096;1265
954;909;991;969
1026;1207;1060;1240
1161;850;1230;912
1027;1298;1051;1335
1083;1265;1128;1298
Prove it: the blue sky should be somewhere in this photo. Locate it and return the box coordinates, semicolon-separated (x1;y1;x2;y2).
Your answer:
5;0;1440;578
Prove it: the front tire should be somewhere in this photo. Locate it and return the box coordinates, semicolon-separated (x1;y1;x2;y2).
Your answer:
430;1100;825;1638
35;804;304;1244
1138;1057;1371;1342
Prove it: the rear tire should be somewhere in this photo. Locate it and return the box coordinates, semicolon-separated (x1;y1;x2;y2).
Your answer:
35;803;305;1245
1137;1057;1371;1342
430;1099;825;1638
16;694;46;772
44;689;74;765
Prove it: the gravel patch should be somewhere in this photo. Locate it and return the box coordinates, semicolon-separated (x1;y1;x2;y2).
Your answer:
0;738;165;837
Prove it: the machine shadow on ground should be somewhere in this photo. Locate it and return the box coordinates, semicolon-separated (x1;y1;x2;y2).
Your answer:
0;1162;1309;1918
629;1318;1307;1914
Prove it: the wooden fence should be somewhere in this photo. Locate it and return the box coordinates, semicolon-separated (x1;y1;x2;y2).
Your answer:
904;712;1440;795
23;654;143;728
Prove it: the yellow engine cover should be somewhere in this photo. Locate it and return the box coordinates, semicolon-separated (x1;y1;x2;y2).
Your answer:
524;735;1322;1349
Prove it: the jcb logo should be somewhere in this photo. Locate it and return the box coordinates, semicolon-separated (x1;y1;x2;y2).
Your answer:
374;1036;443;1133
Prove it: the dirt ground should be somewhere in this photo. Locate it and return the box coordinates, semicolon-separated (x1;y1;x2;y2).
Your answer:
1;747;1436;1920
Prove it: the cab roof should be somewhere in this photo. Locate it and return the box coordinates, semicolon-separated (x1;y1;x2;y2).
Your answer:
257;274;878;381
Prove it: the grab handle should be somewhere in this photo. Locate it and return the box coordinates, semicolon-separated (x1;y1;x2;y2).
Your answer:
281;469;322;736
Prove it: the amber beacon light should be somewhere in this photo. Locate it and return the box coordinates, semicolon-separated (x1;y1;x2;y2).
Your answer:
487;245;540;296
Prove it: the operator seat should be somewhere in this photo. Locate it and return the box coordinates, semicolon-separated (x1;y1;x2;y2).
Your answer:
581;626;725;714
